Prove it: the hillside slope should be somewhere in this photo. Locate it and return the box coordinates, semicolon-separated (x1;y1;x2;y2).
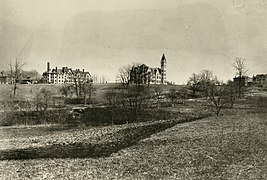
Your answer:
0;111;266;179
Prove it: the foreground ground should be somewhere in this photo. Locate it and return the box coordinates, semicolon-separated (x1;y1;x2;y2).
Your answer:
0;89;266;179
0;110;266;179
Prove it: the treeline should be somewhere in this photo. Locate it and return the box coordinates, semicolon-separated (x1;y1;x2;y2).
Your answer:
0;84;185;126
187;70;240;116
0;57;250;126
0;87;68;126
186;57;248;116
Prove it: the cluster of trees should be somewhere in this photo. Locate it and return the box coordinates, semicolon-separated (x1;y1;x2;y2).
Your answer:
60;77;95;105
1;58;95;125
20;69;41;80
105;68;151;123
1;87;66;113
91;74;109;84
1;56;249;126
1;86;68;126
110;57;248;118
187;70;220;98
4;59;42;99
187;57;248;116
104;65;188;123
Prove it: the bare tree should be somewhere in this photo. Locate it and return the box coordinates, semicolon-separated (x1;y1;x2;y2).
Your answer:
207;84;228;116
115;63;151;122
233;57;247;97
73;74;82;98
124;68;150;121
168;88;178;107
72;72;88;98
104;89;121;124
60;84;72;97
126;85;150;122
187;73;201;97
225;80;238;108
233;57;247;77
154;86;163;109
91;74;98;83
117;65;132;88
8;59;25;99
81;81;95;105
100;75;107;84
199;70;218;99
34;87;52;124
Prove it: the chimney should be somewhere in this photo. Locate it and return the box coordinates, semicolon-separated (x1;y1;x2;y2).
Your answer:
82;69;84;73
56;67;57;72
47;62;50;72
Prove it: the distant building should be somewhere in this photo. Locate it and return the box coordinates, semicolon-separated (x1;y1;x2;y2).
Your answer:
233;74;267;87
233;76;252;87
130;54;167;85
42;62;91;84
0;75;9;84
252;74;267;87
19;77;38;84
0;71;14;84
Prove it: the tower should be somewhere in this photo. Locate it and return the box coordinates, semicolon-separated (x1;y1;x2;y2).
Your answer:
161;53;167;84
47;62;50;72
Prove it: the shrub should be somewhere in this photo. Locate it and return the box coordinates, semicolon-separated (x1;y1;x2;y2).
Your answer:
79;107;181;126
0;109;70;126
65;98;84;104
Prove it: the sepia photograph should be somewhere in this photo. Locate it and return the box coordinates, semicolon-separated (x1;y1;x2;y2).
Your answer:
0;0;266;179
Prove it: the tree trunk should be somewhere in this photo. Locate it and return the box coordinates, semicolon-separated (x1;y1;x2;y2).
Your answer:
84;94;87;105
13;81;17;99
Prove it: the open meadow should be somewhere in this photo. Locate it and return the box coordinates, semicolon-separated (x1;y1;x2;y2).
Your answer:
0;111;266;179
0;86;266;179
0;83;185;104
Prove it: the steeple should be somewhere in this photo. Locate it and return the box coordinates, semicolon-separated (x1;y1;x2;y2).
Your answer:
161;53;166;61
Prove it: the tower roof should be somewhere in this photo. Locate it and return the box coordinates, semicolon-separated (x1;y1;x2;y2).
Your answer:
161;53;166;60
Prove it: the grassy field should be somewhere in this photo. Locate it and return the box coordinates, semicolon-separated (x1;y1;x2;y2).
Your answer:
0;109;206;159
0;112;266;179
0;83;185;102
0;95;266;179
0;84;62;101
0;85;266;179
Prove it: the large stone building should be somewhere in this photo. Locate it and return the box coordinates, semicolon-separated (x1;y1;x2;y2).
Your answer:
130;54;167;85
42;62;91;84
233;74;267;87
233;76;252;87
252;74;267;87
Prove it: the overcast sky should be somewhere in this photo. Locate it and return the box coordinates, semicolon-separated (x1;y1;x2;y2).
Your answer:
1;0;267;84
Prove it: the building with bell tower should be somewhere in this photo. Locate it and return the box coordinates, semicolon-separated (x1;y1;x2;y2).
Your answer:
129;53;168;85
